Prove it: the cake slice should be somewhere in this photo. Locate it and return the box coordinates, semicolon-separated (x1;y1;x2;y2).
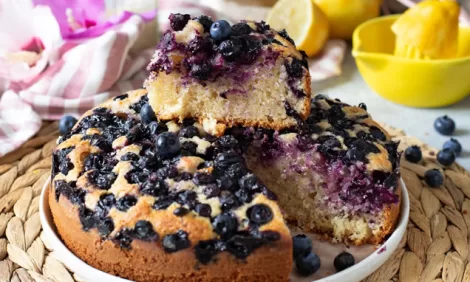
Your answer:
145;14;311;135
237;95;401;245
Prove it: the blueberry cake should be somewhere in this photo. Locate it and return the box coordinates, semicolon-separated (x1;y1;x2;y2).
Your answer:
145;15;311;135
242;95;401;245
49;89;293;282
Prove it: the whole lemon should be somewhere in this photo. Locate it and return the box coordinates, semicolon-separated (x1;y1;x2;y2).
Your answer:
313;0;383;40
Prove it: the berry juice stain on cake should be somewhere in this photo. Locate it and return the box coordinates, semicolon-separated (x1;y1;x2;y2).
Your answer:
50;89;292;281
242;95;401;245
145;14;312;133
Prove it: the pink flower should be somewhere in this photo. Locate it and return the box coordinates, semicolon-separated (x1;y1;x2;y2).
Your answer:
33;0;157;40
0;0;61;89
0;0;156;90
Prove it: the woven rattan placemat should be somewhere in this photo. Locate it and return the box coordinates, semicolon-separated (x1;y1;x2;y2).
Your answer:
0;121;469;282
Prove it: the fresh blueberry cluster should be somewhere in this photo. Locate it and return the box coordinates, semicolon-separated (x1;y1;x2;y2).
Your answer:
147;14;309;98
53;92;282;264
292;234;321;276
403;115;464;188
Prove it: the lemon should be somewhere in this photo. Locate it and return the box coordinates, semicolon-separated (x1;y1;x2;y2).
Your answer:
313;0;382;40
392;0;460;59
266;0;329;57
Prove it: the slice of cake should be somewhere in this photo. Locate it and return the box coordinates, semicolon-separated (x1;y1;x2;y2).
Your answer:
237;95;401;245
145;14;311;135
50;89;292;282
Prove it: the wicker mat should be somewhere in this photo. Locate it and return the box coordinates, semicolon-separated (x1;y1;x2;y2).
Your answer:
0;121;469;282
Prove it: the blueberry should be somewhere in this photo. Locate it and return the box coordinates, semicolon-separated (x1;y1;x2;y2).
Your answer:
210;20;231;40
295;252;321;276
59;115;77;135
405;146;422;163
195;203;212;217
218;38;242;61
239;174;258;190
434;115;456;135
88;171;117;190
203;184;220;198
98;217;114;237
424;169;444;188
193;15;213;32
215;151;243;170
231;23;252;36
334;252;355;272
113;93;128;101
292;234;312;258
162;230;191;253
133;220;158;241
173;207;190;216
443;138;462;155
168;13;190;31
212;214;238;238
153;196;174;210
78;207;97;231
369;126;386;141
113;228;133;249
147;121;159;135
260;230;281;241
95;193;116;218
277;29;295;46
179;125;199;138
190;63;212;80
193;172;215;185
358;103;367;110
437;148;456;166
116;195;137;212
226;235;263;259
140;104;157;124
156;132;181;158
247;204;273;225
194;240;219;264
285;59;304;78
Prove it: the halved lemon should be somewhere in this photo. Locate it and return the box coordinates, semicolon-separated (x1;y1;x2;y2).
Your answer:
266;0;329;57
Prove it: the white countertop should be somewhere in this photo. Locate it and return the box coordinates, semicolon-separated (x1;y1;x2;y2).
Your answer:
317;51;470;171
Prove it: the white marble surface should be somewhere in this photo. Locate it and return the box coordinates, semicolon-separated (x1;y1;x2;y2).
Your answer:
316;51;470;171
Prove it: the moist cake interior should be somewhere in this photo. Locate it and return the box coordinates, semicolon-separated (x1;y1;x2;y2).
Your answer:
234;95;401;244
145;15;311;132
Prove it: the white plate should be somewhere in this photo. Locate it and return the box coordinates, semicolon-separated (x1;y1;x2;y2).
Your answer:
40;179;409;282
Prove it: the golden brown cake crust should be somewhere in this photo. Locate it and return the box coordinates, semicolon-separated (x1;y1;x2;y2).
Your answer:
49;186;292;282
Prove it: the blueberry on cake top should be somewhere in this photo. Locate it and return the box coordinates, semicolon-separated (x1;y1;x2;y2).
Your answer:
50;89;292;282
145;14;311;135
241;94;401;245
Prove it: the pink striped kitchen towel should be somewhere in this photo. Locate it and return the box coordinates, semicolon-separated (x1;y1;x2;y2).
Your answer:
0;0;347;157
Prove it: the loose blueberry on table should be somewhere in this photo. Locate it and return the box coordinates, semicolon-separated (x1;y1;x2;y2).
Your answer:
424;169;444;188
292;234;313;258
436;148;456;166
295;252;321;276
334;251;355;272
434;115;456;136
404;145;422;163
443;138;462;156
59;115;78;135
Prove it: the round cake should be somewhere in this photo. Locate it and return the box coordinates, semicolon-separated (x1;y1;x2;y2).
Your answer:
49;14;402;282
145;15;311;135
50;89;292;282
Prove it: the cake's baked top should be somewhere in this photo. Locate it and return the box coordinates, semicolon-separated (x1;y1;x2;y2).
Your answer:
146;14;310;99
52;89;288;264
230;94;401;214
